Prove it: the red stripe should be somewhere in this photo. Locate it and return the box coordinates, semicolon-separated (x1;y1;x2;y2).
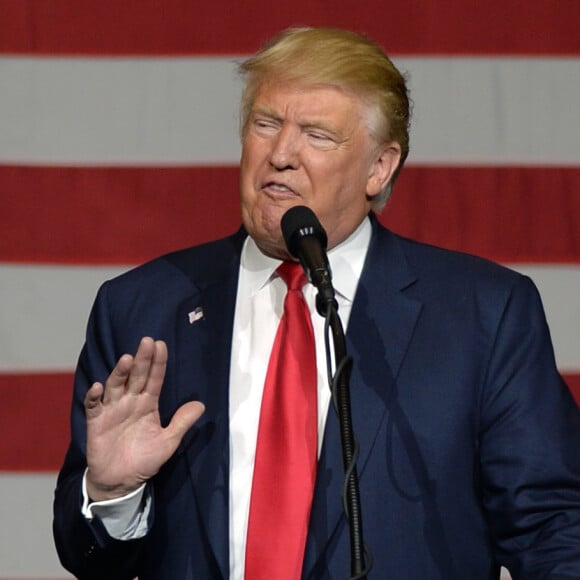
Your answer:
1;165;243;265
1;165;579;265
566;374;580;407
1;0;579;56
384;166;580;264
1;371;579;471
0;373;72;471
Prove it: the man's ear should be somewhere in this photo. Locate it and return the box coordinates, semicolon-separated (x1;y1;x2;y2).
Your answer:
366;141;402;199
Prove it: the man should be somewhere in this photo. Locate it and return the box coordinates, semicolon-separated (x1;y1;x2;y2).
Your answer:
53;27;580;579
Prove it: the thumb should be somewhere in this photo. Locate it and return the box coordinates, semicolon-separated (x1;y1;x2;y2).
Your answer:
166;401;205;442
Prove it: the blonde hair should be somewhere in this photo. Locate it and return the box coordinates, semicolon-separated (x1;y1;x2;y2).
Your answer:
238;27;411;210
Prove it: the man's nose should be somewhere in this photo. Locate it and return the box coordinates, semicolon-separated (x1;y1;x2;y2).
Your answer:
269;125;300;170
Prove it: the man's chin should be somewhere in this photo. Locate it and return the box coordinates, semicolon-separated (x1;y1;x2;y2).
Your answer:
242;205;301;259
253;234;293;261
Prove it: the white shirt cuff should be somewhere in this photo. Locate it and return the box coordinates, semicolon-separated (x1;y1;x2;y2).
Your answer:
81;469;151;540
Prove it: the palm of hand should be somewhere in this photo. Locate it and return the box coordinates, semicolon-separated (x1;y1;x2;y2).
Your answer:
84;338;205;501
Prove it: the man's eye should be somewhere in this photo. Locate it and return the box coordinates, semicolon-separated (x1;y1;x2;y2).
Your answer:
307;132;336;148
253;119;278;132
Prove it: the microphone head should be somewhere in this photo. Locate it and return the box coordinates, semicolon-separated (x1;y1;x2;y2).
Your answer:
281;206;328;258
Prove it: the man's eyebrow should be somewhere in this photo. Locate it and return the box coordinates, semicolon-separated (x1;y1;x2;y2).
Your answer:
302;119;341;136
251;104;343;138
251;104;283;121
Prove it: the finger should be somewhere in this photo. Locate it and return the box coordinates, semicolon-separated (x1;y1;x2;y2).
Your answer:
165;401;206;445
125;337;156;395
84;382;104;419
102;353;134;404
142;340;168;398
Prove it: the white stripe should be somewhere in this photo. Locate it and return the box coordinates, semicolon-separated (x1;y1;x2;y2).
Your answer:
397;57;580;166
0;473;72;578
0;56;579;165
0;264;128;372
1;263;578;372
0;56;244;165
509;264;580;373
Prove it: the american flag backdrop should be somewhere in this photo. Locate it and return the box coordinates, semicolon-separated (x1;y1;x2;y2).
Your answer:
0;1;579;578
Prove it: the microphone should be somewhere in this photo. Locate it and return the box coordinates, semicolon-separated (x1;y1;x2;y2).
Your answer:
282;207;368;576
281;206;337;315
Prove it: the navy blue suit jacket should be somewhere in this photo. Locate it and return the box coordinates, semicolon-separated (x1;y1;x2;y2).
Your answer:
54;219;580;579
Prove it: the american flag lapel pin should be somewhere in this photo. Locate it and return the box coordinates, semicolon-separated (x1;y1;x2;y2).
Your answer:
188;306;204;325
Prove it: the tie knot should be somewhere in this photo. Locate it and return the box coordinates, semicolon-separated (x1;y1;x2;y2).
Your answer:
277;261;307;291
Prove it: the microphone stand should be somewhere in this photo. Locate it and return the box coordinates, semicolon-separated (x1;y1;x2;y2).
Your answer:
280;204;370;578
318;293;371;580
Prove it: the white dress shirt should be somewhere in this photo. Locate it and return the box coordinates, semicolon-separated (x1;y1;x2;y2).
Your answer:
82;217;372;579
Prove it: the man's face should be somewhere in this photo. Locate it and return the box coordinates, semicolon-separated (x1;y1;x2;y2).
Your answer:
239;81;401;259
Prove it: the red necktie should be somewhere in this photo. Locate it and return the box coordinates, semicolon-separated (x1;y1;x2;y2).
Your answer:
245;261;318;579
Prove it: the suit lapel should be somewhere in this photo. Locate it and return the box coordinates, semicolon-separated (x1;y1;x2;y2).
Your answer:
304;223;423;576
170;231;245;579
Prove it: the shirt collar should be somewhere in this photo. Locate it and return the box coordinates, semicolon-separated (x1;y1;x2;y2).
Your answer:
240;216;372;303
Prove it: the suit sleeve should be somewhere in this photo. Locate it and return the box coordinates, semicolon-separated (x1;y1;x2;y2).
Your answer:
53;282;150;580
478;274;580;578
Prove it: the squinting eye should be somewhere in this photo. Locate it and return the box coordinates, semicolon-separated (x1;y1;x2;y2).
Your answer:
253;119;279;133
307;132;336;148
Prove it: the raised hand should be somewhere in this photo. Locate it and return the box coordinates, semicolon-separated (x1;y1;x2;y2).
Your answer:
84;337;205;501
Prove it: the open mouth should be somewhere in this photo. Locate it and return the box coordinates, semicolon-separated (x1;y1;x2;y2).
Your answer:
263;182;298;196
